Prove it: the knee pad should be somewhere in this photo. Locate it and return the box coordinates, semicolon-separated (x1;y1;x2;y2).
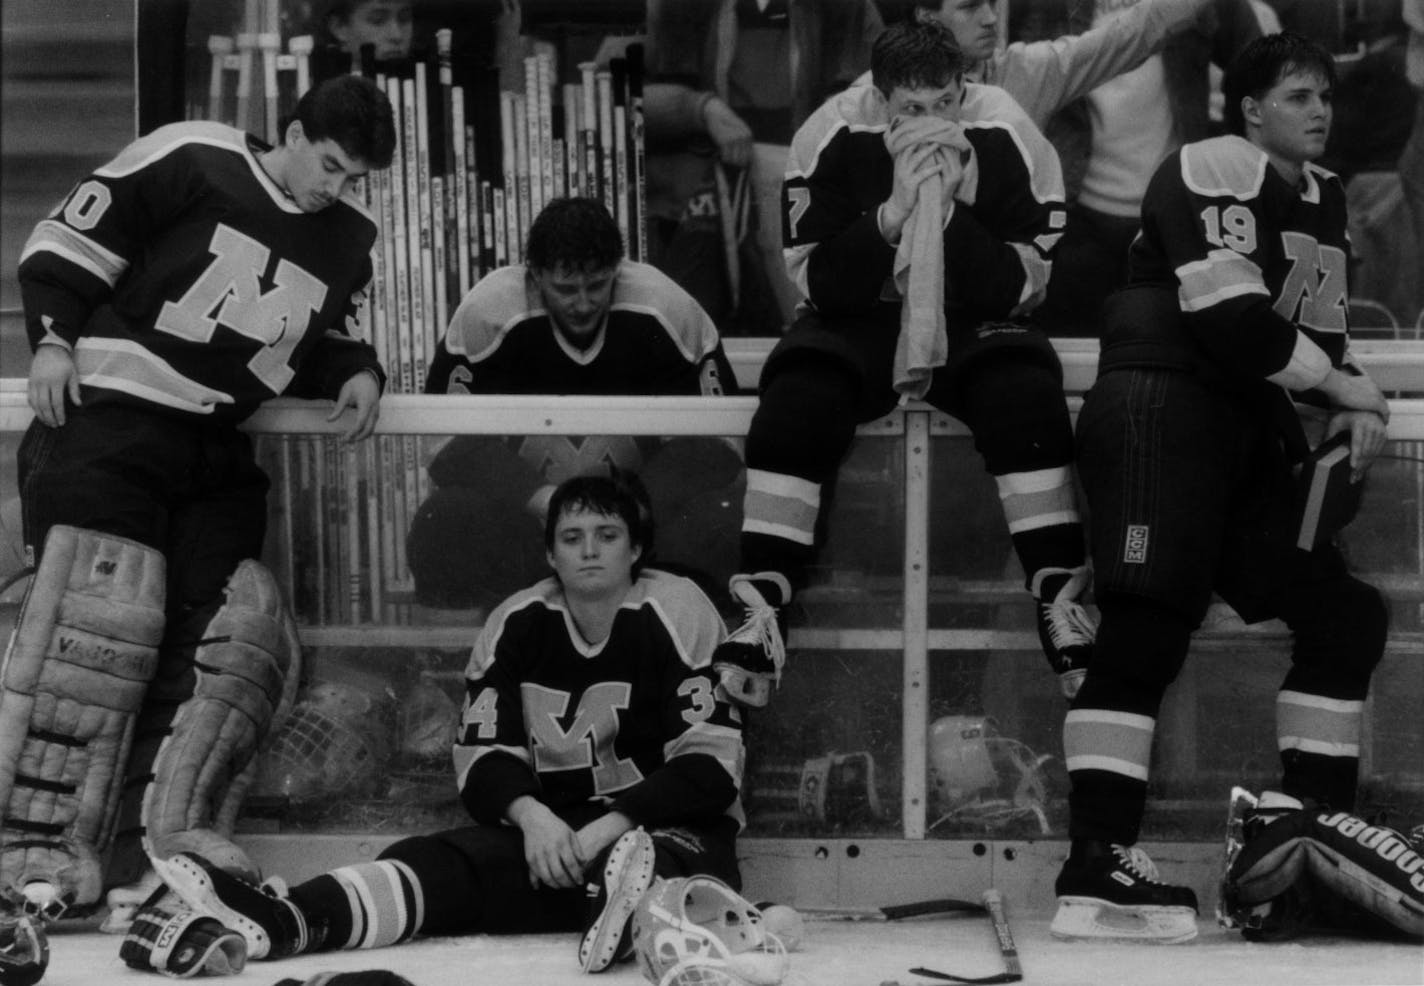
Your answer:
0;526;165;913
1286;576;1389;684
746;354;860;481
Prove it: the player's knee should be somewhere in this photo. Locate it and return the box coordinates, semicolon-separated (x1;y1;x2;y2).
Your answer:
377;834;453;877
1078;594;1192;710
747;355;860;478
1290;576;1389;679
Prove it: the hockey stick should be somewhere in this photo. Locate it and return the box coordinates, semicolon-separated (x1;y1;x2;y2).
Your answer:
907;889;1022;985
801;897;984;922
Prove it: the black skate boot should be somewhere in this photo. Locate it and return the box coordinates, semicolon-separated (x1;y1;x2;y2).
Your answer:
712;572;791;708
1052;840;1199;943
154;852;311;960
1033;568;1096;699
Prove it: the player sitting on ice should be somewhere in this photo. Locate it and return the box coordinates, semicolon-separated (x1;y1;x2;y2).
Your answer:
1051;32;1392;944
1220;788;1424;942
127;473;775;980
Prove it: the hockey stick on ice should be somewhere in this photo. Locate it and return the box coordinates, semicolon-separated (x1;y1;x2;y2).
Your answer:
908;889;1022;985
801;897;985;922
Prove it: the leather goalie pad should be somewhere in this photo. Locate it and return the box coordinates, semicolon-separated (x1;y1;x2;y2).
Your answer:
137;560;301;878
1226;807;1424;940
0;526;166;912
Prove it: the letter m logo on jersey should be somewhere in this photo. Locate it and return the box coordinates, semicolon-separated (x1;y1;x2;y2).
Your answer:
524;681;642;794
155;223;328;393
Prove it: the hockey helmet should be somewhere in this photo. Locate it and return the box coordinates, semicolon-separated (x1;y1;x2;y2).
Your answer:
631;876;788;986
926;715;1052;834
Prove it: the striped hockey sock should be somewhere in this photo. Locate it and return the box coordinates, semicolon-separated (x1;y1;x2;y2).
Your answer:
290;860;425;951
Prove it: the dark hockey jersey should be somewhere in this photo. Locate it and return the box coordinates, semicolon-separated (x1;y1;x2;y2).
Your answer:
423;260;738;503
425;261;733;397
18;121;383;423
782;82;1066;324
454;569;745;829
1130;135;1358;396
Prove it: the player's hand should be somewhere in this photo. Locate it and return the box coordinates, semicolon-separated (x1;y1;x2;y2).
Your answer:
27;344;81;428
1318;367;1390;422
881;117;956;241
329;370;381;443
1326;409;1388;483
573;811;634;876
703;97;753;168
510;798;586;889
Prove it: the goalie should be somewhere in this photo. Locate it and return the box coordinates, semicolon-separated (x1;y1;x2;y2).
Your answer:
1;73;397;978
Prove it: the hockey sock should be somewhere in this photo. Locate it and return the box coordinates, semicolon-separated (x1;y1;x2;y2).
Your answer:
289;860;423;951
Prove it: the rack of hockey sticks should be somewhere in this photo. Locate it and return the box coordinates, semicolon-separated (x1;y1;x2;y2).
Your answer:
201;22;647;623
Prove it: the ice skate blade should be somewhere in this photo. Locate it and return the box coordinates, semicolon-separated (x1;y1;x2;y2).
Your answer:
1051;897;1199;943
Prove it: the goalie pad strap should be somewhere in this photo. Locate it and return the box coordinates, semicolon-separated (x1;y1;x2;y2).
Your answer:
0;526;165;908
142;560;300;856
1229;808;1424;939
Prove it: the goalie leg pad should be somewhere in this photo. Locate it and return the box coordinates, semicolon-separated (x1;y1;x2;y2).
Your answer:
142;560;301;865
1227;806;1424;940
0;526;165;911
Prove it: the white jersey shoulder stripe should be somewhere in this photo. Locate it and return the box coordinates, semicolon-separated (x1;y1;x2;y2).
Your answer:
629;570;726;671
1181;135;1268;201
442;265;543;362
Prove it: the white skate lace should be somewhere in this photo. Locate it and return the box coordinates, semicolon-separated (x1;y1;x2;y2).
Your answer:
1115;845;1165;884
726;596;786;680
1042;598;1097;650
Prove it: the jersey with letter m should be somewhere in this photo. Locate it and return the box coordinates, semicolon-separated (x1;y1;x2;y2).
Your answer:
782;82;1065;324
19;121;381;422
1131;135;1356;396
454;570;745;829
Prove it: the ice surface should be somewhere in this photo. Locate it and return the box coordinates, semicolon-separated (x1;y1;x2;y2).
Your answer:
42;910;1423;986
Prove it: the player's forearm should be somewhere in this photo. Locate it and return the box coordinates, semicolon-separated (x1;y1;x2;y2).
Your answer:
19;267;96;351
286;335;385;400
460;749;542;826
1190;299;1329;389
611;754;737;827
642;82;716;139
941;209;1033;318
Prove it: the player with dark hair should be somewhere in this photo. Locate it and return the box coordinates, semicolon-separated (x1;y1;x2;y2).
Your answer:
1053;32;1396;943
1;73;396;979
412;197;742;610
140;472;748;975
317;0;415;63
713;19;1094;707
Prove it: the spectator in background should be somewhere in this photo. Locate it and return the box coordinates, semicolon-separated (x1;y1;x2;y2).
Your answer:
1318;1;1422;328
1029;0;1262;336
602;0;885;337
318;0;415;62
312;0;525;85
884;0;1217;132
412;198;743;612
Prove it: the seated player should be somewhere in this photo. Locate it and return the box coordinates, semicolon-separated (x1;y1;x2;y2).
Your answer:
412;197;743;610
712;19;1095;708
129;473;749;975
1053;33;1393;943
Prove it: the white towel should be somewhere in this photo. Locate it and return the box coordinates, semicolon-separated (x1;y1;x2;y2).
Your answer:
884;117;970;400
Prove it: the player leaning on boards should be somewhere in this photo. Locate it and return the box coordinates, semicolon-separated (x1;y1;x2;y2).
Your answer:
1052;33;1398;944
134;473;787;983
713;18;1095;708
1;75;395;979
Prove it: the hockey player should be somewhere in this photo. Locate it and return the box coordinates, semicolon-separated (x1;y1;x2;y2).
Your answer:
713;19;1095;707
137;473;748;975
2;73;396;966
412;197;743;609
1053;33;1393;943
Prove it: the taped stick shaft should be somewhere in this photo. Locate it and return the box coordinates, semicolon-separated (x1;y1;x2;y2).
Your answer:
981;889;1021;979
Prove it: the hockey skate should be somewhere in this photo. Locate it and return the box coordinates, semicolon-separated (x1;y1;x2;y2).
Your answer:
579;827;656;973
1217;786;1263;930
712;573;791;708
1051;842;1199;943
154;852;309;960
1033;568;1096;699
